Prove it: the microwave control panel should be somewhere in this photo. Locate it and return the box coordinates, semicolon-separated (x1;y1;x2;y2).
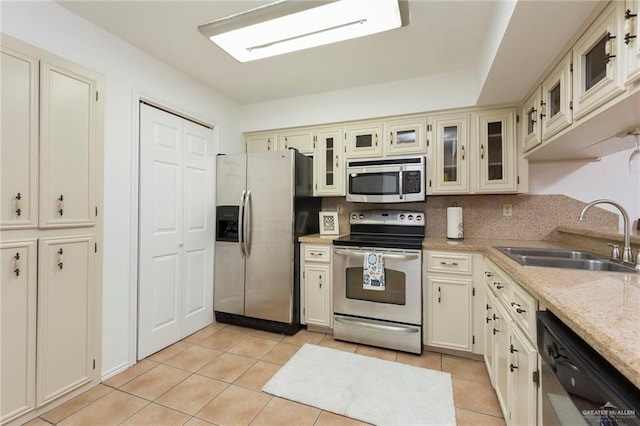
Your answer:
404;171;422;194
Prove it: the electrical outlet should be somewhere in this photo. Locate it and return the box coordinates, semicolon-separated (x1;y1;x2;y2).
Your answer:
503;204;513;217
336;205;344;214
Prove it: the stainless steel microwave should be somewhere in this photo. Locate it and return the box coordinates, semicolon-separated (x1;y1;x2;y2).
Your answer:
346;156;426;203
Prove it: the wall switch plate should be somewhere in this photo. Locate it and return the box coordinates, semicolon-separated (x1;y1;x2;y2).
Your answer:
503;204;513;217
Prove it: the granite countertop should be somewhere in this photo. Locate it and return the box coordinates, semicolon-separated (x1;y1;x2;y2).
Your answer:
298;232;640;388
299;233;347;244
422;237;640;389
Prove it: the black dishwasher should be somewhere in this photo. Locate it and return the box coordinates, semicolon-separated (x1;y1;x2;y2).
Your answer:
537;311;640;425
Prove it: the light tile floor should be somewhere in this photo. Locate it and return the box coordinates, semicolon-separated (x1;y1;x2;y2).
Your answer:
26;324;506;426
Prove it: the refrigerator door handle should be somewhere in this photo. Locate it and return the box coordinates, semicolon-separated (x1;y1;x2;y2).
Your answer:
239;190;246;257
244;190;252;257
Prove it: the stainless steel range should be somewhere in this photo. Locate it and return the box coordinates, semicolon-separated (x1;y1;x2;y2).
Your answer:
332;210;424;354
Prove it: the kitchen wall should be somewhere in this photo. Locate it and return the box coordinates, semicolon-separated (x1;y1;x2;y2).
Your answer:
1;0;244;379
322;194;618;242
529;148;640;232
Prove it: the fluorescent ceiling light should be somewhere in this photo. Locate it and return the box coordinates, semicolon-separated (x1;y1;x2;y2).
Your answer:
198;0;407;62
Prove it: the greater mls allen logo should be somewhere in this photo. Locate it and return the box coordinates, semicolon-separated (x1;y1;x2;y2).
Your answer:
582;401;637;422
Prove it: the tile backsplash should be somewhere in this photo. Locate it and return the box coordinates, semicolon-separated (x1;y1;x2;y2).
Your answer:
321;194;618;241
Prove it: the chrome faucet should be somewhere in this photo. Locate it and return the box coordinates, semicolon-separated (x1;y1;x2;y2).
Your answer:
578;199;634;265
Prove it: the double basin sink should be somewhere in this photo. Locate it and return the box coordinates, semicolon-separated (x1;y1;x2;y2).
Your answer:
495;246;639;274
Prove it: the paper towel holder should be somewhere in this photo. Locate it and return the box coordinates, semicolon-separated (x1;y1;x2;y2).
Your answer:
447;203;464;240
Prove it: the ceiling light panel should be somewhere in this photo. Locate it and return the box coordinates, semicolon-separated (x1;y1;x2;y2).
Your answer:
200;0;403;62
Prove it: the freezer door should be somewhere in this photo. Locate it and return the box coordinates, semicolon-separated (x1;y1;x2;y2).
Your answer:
214;241;245;315
215;154;246;206
245;151;295;323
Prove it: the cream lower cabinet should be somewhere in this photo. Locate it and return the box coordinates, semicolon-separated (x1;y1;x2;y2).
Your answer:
1;240;37;423
37;236;95;406
424;251;484;354
301;244;332;330
484;258;538;426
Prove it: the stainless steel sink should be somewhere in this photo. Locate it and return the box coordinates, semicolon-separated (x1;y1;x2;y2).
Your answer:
495;246;639;273
497;247;599;260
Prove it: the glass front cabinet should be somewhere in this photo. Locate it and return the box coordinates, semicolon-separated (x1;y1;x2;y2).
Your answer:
344;122;383;158
314;127;345;196
573;1;625;120
429;113;470;194
625;0;640;84
522;53;573;153
475;108;517;193
384;117;427;156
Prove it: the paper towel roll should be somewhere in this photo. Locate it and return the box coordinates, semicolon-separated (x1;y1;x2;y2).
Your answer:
447;207;464;239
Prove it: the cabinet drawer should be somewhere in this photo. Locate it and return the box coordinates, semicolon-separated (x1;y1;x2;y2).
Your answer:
509;284;537;341
484;260;510;303
304;245;331;262
427;252;472;275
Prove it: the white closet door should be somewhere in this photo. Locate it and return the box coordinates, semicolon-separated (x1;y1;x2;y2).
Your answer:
181;121;214;336
138;104;214;359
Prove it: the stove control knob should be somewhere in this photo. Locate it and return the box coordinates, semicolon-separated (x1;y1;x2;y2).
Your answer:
408;214;414;221
399;214;405;220
359;214;365;219
351;214;357;220
416;215;423;221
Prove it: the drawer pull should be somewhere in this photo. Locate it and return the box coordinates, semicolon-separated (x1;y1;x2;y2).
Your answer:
510;302;521;307
57;194;64;216
485;271;493;277
14;252;21;277
495;284;504;290
486;303;492;310
516;308;527;314
15;193;23;216
440;261;459;266
486;317;491;324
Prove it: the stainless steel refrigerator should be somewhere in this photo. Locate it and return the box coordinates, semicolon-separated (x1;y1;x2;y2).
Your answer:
214;150;320;334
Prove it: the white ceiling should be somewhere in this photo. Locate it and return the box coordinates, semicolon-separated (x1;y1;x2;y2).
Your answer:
58;0;601;106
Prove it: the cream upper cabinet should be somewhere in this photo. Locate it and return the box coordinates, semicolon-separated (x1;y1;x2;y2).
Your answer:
384;117;427;156
521;88;543;152
39;61;98;228
625;0;640;84
344;122;383;158
37;235;95;406
429;112;470;194
540;53;574;140
522;54;573;153
474;108;517;193
278;129;314;155
1;46;38;229
314;127;345;196
246;132;277;153
1;240;37;424
573;1;626;121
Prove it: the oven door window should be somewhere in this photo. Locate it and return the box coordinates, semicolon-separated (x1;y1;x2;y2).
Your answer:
345;267;405;305
349;172;399;195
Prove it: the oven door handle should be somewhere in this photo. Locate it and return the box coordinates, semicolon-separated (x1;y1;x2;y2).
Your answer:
334;316;420;333
333;249;419;261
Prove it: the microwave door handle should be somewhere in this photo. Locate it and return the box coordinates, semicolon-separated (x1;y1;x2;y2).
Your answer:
398;166;404;200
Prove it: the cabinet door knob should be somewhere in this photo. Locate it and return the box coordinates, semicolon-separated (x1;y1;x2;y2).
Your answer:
480;144;484;160
461;145;465;160
57;248;64;269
